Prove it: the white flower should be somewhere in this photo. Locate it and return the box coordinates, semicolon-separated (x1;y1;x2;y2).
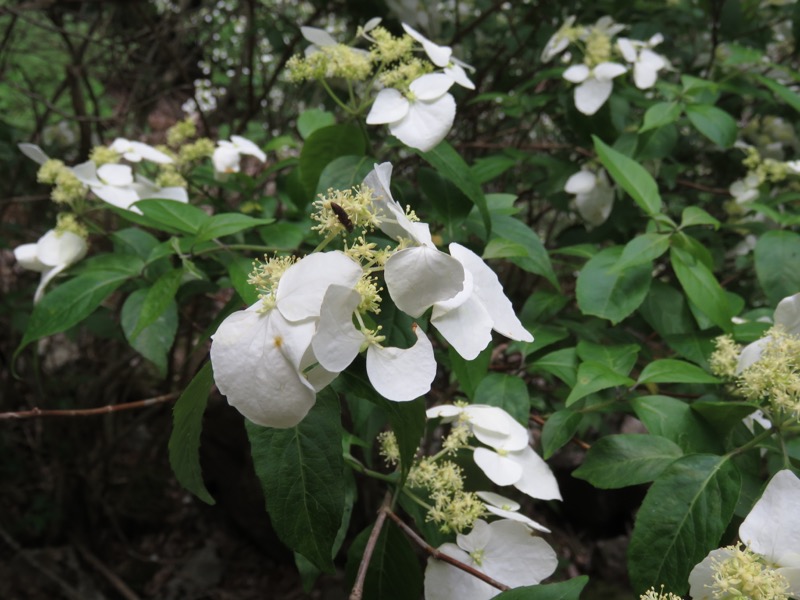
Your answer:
729;172;761;204
564;168;615;226
737;292;800;373
688;469;800;599
212;135;267;174
424;519;558;600
401;23;475;89
476;491;551;533
109;138;174;164
541;16;577;62
366;73;456;152
563;62;627;115
14;229;87;303
431;243;533;360
616;34;667;89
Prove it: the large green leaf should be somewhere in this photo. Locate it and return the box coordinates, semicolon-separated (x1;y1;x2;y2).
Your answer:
531;347;577;387
566;361;635;406
639;102;682;133
418;166;473;238
194;213;274;243
491;215;558;288
754;230;800;304
297;108;335;139
636;359;719;385
754;74;800;113
611;233;671;272
685;104;737;148
315;155;375;197
573;434;683;489
134;199;210;234
593;136;661;215
299;124;366;200
691;401;762;435
576;246;652;324
130;268;184;338
494;577;588;599
246;391;344;572
121;288;178;375
541;409;583;459
670;247;732;332
168;362;215;505
628;454;740;594
576;341;639;375
474;373;530;425
630;395;721;453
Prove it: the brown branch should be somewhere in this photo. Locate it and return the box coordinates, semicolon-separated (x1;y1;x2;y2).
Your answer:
383;509;510;593
75;544;142;600
349;493;392;600
675;178;729;196
530;415;591;451
0;392;179;420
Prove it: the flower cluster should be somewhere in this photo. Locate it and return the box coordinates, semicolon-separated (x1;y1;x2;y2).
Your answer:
289;19;474;151
728;140;800;207
639;586;683;600
210;162;533;428
543;16;668;115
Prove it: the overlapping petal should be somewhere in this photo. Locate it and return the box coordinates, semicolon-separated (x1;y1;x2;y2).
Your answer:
384;245;464;317
366;323;436;401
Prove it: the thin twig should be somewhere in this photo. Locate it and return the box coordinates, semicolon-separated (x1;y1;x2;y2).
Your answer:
530;415;591;450
0;392;179;420
383;509;510;592
349;493;392;600
75;544;142;600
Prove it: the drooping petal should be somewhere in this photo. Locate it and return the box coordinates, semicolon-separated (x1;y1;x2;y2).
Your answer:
14;243;47;272
480;520;558;587
98;163;134;186
688;548;735;600
410;73;454;101
573;77;614;115
366;89;409;125
593;62;628;81
564;170;597;194
34;264;67;304
384;246;464;317
299;345;340;392
312;284;364;372
276;251;362;322
300;26;337;47
467;405;530;452
231;135;267;162
366;323;435;401
402;23;452;67
36;230;87;267
129;141;174;164
562;63;590;83
18;143;50;165
616;37;638;63
575;176;615;226
476;491;520;512
391;94;456;153
483;505;551;533
425;404;463;420
444;63;475;90
473;447;522;486
739;469;800;568
431;293;493;360
509;446;562;501
774;293;800;336
141;186;189;203
71;161;101;186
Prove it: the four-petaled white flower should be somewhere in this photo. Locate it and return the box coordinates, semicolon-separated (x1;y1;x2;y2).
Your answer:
616;34;667;89
212;135;267;175
367;73;456;152
737;292;800;373
688;469;800;599
476;491;551;533
401;23;475;90
14;229;88;303
564;168;615;226
563;61;628;116
109;138;174;164
424;519;558;600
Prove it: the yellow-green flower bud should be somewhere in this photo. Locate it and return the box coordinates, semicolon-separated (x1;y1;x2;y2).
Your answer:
55;212;88;239
585;29;612;67
379;58;434;93
37;159;66;185
179;138;215;164
377;430;400;465
155;167;188;189
370;27;414;63
709;335;742;379
167;117;198;147
51;170;87;205
89;145;120;166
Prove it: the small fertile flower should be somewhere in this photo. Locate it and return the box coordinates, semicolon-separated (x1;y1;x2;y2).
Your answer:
109;138;174;164
14;227;88;303
564;168;615;226
688;469;800;600
563;61;627;115
737;293;800;373
424;519;558;600
212;135;266;175
401;23;475;89
616;34;667;89
366;73;456;152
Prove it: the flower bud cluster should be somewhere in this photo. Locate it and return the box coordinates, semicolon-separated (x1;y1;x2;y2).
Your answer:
377;430;400;466
287;44;372;82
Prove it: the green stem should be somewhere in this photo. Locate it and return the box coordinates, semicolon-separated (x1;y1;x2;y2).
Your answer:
726;426;776;458
320;79;356;115
192;243;280;257
345;454;399;484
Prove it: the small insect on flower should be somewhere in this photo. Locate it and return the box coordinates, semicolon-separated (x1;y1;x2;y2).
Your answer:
329;201;354;232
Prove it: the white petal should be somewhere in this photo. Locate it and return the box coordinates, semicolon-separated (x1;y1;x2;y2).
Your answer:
574;77;614;115
213;146;241;173
774;293;800;336
509;446;562;501
300;26;336;47
71;161;101;186
366;324;435;401
456;519;492;554
484;505;551;533
541;33;570;63
36;230;87;267
424;545;495;600
210;305;317;428
448;243;533;343
593;62;628;81
92;185;140;210
409;73;454;101
736;337;770;374
389;93;456;152
473;447;522;486
402;23;451;67
575;183;615;226
363;17;382;32
444;63;475;90
98;163;134;186
648;33;664;47
384;246;464;317
34;266;65;303
366;88;410;125
109;138;132;154
425;404;463;420
468;406;530;452
633;51;665;89
480;520;558;586
312;285;364;372
564;170;597;194
432;294;493;360
299;345;340;392
129;141;173;164
616;38;638;63
141;186;189;203
562;64;590;83
231;135;266;162
688;548;734;600
18;143;50;165
476;491;521;511
739;469;800;568
14;243;47;272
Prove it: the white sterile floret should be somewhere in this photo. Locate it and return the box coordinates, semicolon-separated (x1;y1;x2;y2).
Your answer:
366;73;456;152
212;135;267;174
476;491;551;533
688;469;800;599
431;243;533;360
541;16;577;62
736;292;800;373
109;138;174;164
401;23;475;89
565;168;615;226
424;519;558;600
14;229;88;303
729;172;761;204
563;62;627;115
616;34;667;89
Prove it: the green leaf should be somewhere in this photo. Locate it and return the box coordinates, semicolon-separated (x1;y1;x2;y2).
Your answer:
576;341;639;376
628;454;740;594
680;206;720;230
630;395;722;453
754;74;800;113
611;233;671;272
315;155;375;197
636;359;719;385
471;154;517;184
299;124;366;200
246;391;344;572
418;141;491;238
639;281;696;337
130;268;184;339
670;247;732;331
541;409;583;459
218;253;260;305
566;361;635;406
134;199;210;234
573;434;683;489
592;135;662;215
194;213;274;243
491;215;558;288
576;246;652;324
77;252;145;278
168;362;215;505
121;289;178;375
494;576;588;600
297;108;335;139
111;228;160;259
418;167;473;237
754;230;800;304
259;222;307;250
449;345;492;400
531;348;577;387
474;373;530;424
378;397;426;480
691;401;761;435
482;238;529;259
685;104;737;148
639;102;682;133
